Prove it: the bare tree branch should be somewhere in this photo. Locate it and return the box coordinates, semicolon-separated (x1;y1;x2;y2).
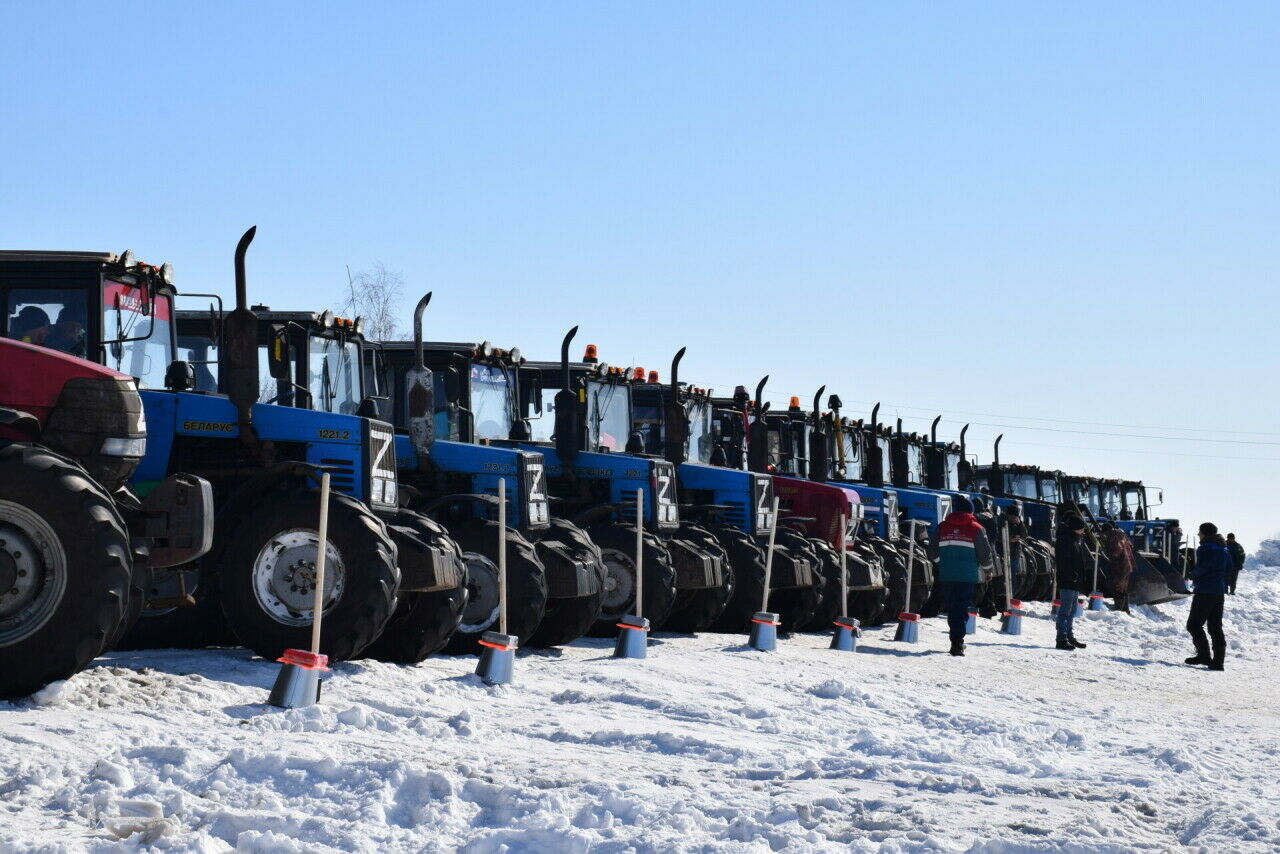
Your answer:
340;262;405;341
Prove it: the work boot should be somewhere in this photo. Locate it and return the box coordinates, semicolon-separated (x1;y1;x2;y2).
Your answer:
1055;638;1075;651
1068;637;1087;649
949;639;965;657
1210;643;1225;671
1185;655;1211;665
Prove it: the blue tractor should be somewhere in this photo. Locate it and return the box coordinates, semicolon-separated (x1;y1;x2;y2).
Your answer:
628;355;830;635
502;331;731;635
176;295;483;661
0;229;408;664
367;297;608;650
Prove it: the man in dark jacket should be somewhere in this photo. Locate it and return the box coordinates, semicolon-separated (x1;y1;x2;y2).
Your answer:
1003;505;1028;588
1054;516;1091;650
929;495;995;657
1225;533;1245;595
1186;522;1230;670
1101;522;1135;614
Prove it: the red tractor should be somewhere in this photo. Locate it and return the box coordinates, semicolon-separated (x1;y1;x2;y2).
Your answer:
0;338;212;698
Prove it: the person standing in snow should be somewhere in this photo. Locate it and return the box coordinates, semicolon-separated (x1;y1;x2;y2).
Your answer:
1003;505;1028;588
1054;516;1091;651
1225;533;1246;595
929;495;995;657
1100;522;1135;614
1185;522;1230;671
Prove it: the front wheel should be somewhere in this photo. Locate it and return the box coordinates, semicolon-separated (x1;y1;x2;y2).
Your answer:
443;520;548;653
219;490;399;662
664;522;734;634
364;510;468;663
586;523;677;636
0;443;131;699
528;518;607;648
799;536;844;632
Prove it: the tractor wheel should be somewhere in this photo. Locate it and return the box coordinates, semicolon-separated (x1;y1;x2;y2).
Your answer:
850;588;888;626
219;490;399;663
709;526;768;634
106;559;148;650
664;522;734;634
443;520;548;653
528;518;607;648
364;510;468;663
0;443;131;700
799;536;845;632
586;523;678;636
769;527;823;636
871;541;908;624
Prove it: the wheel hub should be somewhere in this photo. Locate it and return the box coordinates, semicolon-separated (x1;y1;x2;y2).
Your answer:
598;548;636;618
0;502;67;645
457;551;500;634
251;529;345;626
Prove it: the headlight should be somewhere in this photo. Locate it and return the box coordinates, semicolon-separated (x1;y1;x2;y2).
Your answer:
370;476;397;506
101;436;147;457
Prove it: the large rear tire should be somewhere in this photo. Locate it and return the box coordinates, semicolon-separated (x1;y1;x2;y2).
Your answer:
664;523;734;634
769;527;822;636
219;490;399;662
586;523;678;636
443;520;547;653
709;526;768;634
799;536;845;632
528;518;607;648
364;510;468;663
115;566;233;650
0;443;131;700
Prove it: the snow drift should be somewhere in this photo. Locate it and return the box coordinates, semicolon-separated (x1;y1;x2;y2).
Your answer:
3;547;1279;853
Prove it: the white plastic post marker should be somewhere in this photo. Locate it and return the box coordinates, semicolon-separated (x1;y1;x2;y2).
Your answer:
477;478;517;684
894;520;921;642
614;488;649;658
269;473;331;708
749;495;782;651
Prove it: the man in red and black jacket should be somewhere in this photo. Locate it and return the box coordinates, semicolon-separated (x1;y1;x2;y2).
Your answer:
929;495;995;656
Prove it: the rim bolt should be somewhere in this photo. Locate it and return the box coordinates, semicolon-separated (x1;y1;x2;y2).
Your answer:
17;570;26;578
12;551;20;559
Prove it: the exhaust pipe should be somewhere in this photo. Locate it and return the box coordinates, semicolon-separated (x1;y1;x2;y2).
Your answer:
405;293;436;452
931;415;941;444
809;385;828;481
663;347;688;465
225;226;262;459
747;375;770;473
555;326;583;463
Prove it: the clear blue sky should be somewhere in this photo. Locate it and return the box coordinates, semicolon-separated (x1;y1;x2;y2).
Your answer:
5;3;1278;546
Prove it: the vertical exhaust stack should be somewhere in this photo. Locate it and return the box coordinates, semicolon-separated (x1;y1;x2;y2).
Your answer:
808;385;829;482
747;375;770;473
931;415;941;444
958;423;972;491
554;326;583;464
224;226;264;459
663;347;688;467
406;293;436;455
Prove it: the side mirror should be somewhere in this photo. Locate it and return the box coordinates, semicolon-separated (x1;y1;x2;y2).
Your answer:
267;325;291;380
165;360;195;392
444;367;461;404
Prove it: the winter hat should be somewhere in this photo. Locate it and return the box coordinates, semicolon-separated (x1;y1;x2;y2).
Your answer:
952;495;973;514
1198;522;1218;537
1065;515;1087;532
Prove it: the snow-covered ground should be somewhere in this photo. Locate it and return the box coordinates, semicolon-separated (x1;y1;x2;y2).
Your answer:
5;550;1280;853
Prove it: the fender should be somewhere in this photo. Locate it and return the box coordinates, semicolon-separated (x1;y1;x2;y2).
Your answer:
205;461;329;571
0;407;41;441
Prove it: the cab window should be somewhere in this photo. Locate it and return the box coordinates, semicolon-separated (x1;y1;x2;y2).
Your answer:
6;288;89;358
103;283;172;389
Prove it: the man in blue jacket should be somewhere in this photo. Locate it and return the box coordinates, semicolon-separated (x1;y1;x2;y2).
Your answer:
1186;522;1230;671
929;495;995;657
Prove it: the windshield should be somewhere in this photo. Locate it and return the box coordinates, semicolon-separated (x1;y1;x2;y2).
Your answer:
1039;476;1061;504
687;399;714;464
1006;473;1037;499
103;283;173;389
837;429;861;477
1123;486;1143;515
1084;484;1102;516
1102;485;1122;517
308;335;362;414
588;380;631;451
944;452;960;491
471;364;513;441
906;445;924;485
876;436;891;482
